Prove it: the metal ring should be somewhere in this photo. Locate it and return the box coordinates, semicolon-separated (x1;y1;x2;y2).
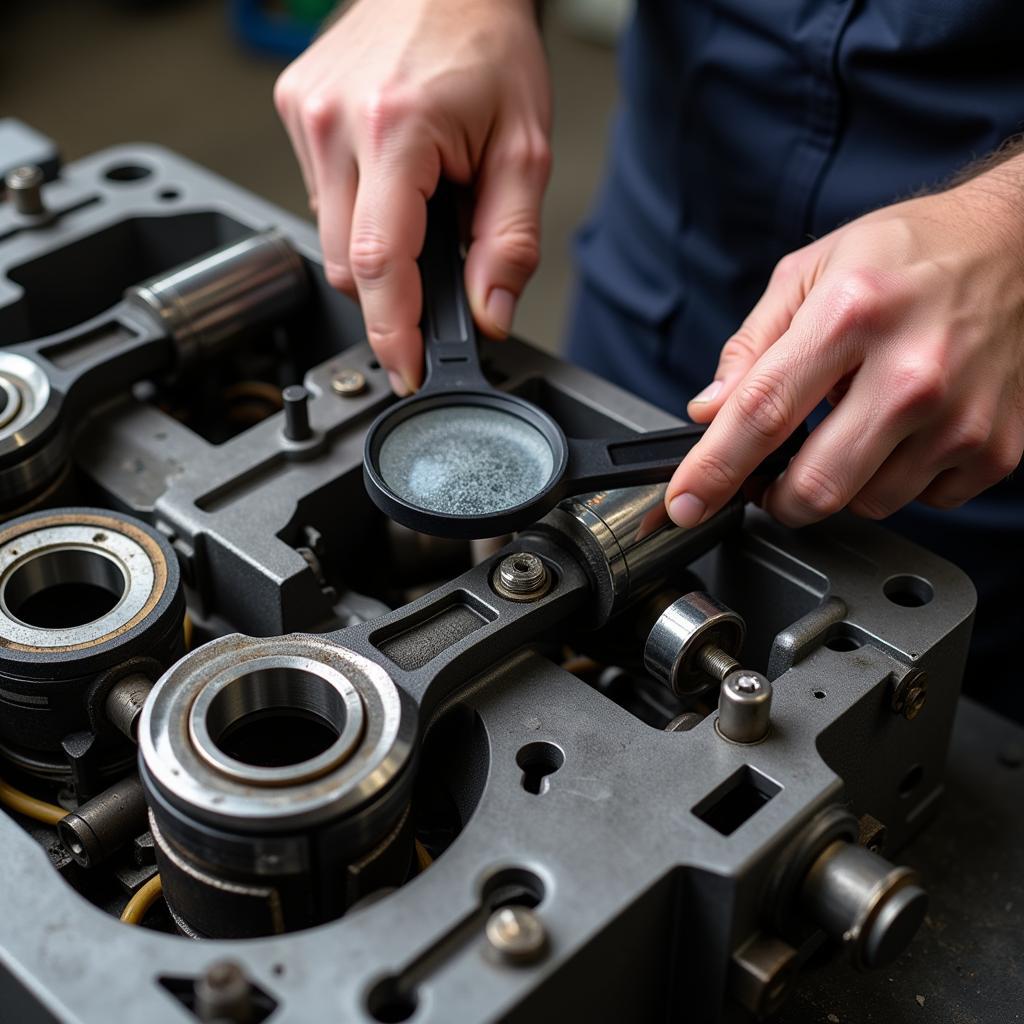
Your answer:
0;353;49;442
187;654;366;787
0;524;155;649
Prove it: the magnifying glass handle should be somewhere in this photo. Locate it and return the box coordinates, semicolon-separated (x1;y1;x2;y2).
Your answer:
564;422;808;494
419;181;489;391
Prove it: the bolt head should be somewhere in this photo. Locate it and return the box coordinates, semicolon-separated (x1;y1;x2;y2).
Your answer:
485;906;547;964
494;551;549;601
330;369;367;396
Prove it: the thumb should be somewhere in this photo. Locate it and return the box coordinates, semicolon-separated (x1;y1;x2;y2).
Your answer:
463;129;551;338
687;249;814;423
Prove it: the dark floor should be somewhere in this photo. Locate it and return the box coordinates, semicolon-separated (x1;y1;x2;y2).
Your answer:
3;0;619;354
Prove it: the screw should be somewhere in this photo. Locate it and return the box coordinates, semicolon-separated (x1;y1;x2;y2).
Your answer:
696;643;741;682
5;165;45;216
494;551;550;602
330;368;366;396
282;384;312;441
485;906;548;964
890;669;927;720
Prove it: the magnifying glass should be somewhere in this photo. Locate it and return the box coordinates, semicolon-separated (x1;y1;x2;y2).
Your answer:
364;183;803;539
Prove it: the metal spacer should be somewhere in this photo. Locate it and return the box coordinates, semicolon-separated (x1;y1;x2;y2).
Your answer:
485;906;548;965
493;552;550;602
890;669;927;720
330;369;367;396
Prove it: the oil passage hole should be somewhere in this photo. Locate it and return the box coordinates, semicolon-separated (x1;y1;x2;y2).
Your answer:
206;668;345;768
899;763;924;799
884;575;934;608
516;741;564;795
3;548;126;629
813;690;827;700
104;163;152;182
366;978;417;1023
825;634;862;652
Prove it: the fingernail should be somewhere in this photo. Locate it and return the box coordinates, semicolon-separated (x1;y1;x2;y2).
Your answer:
387;370;410;397
485;287;516;337
688;380;723;405
668;492;706;528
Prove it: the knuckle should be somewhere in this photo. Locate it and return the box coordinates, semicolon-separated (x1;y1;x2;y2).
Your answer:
272;72;294;117
851;490;897;520
827;268;890;335
735;368;794;442
787;461;848;518
506;132;552;177
323;259;354;294
349;234;394;284
770;250;803;284
719;329;760;368
496;228;541;277
922;491;967;510
888;354;949;415
299;93;336;140
359;88;413;146
982;437;1023;481
693;450;739;493
940;416;991;459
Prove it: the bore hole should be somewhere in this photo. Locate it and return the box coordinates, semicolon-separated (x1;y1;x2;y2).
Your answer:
899;763;924;798
825;634;862;652
481;866;545;911
206;668;345;768
366;977;417;1023
813;689;826;700
516;741;564;795
104;163;152;182
157;187;180;201
3;548;126;629
884;575;934;608
368;359;381;370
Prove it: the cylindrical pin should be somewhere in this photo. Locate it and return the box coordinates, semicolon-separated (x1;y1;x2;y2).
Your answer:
717;669;772;743
5;165;45;216
282;384;312;441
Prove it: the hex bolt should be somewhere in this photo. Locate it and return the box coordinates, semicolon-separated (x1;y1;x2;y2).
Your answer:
104;672;154;742
5;165;45;216
717;669;773;743
493;551;550;601
890;669;927;720
330;368;367;396
194;960;253;1024
485;906;548;965
282;384;312;441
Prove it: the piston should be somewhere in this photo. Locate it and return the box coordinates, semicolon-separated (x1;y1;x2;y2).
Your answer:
0;508;184;796
138;633;417;938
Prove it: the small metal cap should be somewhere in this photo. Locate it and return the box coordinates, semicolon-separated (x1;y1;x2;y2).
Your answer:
194;960;252;1023
330;368;367;396
493;551;550;602
643;592;745;696
485;906;548;964
890;669;927;720
5;165;45;216
282;384;312;441
717;669;772;744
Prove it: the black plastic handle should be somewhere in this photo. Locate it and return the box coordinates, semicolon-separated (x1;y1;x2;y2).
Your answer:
562;421;808;496
418;181;488;392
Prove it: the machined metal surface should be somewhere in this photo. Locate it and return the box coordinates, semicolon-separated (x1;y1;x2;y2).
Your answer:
0;141;984;1023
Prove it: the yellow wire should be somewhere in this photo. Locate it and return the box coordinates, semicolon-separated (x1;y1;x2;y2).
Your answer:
415;839;433;871
0;778;66;826
120;873;163;925
182;613;193;651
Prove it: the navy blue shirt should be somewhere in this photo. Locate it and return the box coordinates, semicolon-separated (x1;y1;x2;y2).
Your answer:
566;0;1024;717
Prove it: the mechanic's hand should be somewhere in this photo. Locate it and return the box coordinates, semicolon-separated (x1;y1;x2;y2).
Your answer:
274;0;551;394
666;172;1024;528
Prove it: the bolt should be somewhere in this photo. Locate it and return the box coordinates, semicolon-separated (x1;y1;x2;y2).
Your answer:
194;960;252;1023
330;368;367;396
281;384;312;441
696;643;741;682
717;669;773;744
494;551;550;602
485;906;548;964
5;165;45;216
890;669;927;720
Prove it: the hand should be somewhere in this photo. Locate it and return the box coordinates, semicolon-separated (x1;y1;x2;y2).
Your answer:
666;165;1024;529
274;0;551;394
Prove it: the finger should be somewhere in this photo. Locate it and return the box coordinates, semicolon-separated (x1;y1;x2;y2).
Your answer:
687;248;816;423
666;298;856;528
464;126;550;338
761;355;943;526
348;148;436;394
917;425;1024;510
312;155;358;295
273;75;320;211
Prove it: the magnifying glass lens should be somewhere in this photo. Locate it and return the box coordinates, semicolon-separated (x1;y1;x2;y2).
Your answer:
377;405;555;516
